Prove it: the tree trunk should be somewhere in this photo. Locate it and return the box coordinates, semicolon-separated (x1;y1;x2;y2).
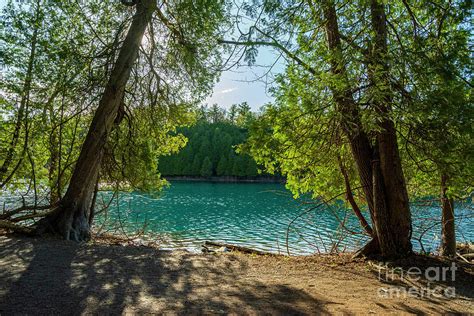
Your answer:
36;0;156;241
318;0;412;258
367;0;412;257
48;111;60;204
440;174;456;257
46;80;68;203
88;179;99;227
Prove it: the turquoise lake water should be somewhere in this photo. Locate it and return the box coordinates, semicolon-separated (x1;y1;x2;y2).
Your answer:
96;182;474;255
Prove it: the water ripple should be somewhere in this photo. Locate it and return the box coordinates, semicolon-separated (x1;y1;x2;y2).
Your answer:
95;182;474;255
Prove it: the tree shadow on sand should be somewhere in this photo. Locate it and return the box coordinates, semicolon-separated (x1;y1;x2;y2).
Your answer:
0;236;333;315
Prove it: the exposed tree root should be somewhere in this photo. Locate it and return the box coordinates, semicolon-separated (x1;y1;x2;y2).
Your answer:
352;238;381;259
0;205;55;236
0;203;55;220
0;220;35;235
34;204;91;242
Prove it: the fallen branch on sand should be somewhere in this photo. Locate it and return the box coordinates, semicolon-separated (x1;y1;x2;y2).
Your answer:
456;252;474;264
204;241;279;256
0;220;34;235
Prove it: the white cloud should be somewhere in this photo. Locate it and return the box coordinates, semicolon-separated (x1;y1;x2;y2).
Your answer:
219;88;237;94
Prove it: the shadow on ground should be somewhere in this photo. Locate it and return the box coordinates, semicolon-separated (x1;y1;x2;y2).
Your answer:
365;254;474;314
0;236;328;315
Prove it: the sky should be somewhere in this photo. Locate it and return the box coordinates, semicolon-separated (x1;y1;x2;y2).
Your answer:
0;0;285;111
204;48;284;111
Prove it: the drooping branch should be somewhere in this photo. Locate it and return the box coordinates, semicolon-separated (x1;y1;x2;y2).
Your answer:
154;6;184;42
10;210;55;223
1;203;56;220
337;156;374;237
218;39;317;76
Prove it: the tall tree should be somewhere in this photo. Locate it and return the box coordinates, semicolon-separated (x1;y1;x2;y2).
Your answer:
440;175;456;256
34;0;227;240
209;103;226;123
200;156;213;177
37;0;157;241
319;0;413;257
238;0;413;257
0;0;41;186
394;0;472;256
223;0;469;257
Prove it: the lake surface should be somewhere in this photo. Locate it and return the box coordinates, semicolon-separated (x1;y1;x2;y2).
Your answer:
96;182;474;255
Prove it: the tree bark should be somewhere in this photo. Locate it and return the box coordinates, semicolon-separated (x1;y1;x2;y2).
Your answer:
317;0;413;258
440;174;456;257
367;0;412;257
48;112;60;205
36;0;156;241
46;82;67;204
88;178;99;227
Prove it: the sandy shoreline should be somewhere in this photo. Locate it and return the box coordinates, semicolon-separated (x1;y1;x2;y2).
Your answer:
0;234;473;315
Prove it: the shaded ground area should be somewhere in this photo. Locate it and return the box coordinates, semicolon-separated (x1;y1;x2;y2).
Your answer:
0;235;473;315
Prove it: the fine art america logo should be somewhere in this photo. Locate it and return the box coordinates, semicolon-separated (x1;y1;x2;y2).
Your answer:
377;262;457;298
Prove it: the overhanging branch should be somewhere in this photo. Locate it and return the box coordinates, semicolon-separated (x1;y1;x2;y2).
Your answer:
120;0;138;7
218;39;317;76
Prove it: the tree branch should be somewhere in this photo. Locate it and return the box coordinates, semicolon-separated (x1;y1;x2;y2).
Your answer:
120;0;138;7
218;39;317;76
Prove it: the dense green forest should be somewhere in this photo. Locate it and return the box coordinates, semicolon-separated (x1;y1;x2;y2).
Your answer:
159;103;272;178
159;121;258;177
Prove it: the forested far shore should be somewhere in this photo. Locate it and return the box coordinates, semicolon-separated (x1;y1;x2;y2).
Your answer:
164;176;284;183
159;104;279;179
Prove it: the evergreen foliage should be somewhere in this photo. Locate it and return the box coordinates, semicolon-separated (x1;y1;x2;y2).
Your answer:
159;104;265;178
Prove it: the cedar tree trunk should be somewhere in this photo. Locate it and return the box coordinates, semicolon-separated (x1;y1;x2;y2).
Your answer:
440;174;456;257
319;0;413;258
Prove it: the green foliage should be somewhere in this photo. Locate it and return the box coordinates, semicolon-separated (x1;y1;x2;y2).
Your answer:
0;0;472;214
216;156;229;176
237;0;473;204
0;0;230;198
0;0;124;193
200;156;213;177
159;110;267;178
374;0;474;199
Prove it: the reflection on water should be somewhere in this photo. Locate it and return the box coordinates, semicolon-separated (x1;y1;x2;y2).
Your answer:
95;182;474;255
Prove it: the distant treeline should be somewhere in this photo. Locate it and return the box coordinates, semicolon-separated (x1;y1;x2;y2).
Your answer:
159;103;273;178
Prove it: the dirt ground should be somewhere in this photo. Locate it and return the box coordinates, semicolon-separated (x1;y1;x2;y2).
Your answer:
0;235;473;315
